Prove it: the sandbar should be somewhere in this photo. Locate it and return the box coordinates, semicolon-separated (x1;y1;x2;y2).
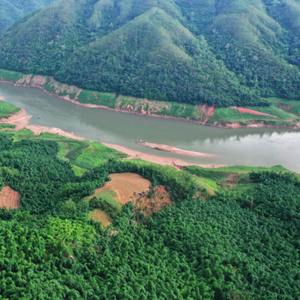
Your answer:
136;141;219;158
0;108;224;169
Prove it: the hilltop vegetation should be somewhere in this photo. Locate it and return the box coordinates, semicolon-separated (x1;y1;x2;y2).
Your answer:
0;128;300;299
0;0;55;33
1;0;300;107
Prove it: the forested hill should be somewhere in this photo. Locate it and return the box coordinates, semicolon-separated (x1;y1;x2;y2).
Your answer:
0;0;55;33
0;127;300;299
1;0;300;107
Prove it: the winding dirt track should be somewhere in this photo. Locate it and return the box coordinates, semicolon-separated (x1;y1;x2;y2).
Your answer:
230;106;275;117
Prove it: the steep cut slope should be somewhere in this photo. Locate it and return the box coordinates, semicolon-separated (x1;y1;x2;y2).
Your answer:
0;0;55;33
0;0;300;106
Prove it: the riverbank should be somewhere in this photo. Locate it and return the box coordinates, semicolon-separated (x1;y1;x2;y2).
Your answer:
102;143;224;169
136;141;220;158
0;105;224;169
1;69;300;130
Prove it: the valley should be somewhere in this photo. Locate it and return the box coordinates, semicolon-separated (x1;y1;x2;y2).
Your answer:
0;0;300;299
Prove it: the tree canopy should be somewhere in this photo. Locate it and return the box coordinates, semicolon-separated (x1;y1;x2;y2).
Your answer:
1;0;300;106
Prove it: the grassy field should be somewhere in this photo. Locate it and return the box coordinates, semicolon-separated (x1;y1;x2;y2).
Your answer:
0;123;16;130
4;130;126;176
184;165;293;195
267;97;300;115
207;105;299;126
0;99;21;119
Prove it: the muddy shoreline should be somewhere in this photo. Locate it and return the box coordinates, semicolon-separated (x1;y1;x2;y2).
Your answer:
1;79;299;130
0;108;224;169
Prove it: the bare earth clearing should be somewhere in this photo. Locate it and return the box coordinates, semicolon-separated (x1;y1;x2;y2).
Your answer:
89;173;152;225
0;186;20;210
133;186;172;217
92;173;151;205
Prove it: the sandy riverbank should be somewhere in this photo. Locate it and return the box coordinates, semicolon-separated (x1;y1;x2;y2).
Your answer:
26;125;92;141
0;108;224;169
0;109;31;130
102;143;224;169
136;141;220;158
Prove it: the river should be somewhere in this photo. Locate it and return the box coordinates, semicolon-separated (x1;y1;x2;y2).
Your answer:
1;82;300;172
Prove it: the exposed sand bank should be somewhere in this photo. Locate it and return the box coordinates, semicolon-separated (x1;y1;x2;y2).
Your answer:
26;124;92;141
102;143;225;169
0;109;31;130
0;108;224;169
136;141;219;158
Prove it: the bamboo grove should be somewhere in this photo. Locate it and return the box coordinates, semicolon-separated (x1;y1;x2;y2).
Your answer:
0;132;299;299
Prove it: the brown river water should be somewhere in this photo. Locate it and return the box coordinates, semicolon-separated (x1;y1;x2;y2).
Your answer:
1;82;300;172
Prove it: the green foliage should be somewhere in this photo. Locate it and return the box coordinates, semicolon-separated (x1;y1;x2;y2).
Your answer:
0;133;109;215
4;0;296;107
0;99;21;118
95;159;199;201
0;123;16;130
61;199;77;213
184;165;229;182
0;0;55;33
0;171;298;299
89;196;120;218
0;128;299;299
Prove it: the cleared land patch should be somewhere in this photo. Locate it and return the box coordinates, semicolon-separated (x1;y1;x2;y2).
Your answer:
133;186;172;217
92;173;151;205
89;173;151;225
0;186;20;209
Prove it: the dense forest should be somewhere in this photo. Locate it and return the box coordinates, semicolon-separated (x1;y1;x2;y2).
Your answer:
0;131;299;299
1;0;300;107
0;0;55;33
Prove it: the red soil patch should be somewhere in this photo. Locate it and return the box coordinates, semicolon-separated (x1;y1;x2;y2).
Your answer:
230;106;273;116
133;186;172;217
200;104;216;123
276;102;292;111
0;186;20;210
92;173;151;205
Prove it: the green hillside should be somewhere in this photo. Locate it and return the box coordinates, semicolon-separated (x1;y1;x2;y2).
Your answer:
0;127;300;299
1;0;300;107
0;0;55;33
